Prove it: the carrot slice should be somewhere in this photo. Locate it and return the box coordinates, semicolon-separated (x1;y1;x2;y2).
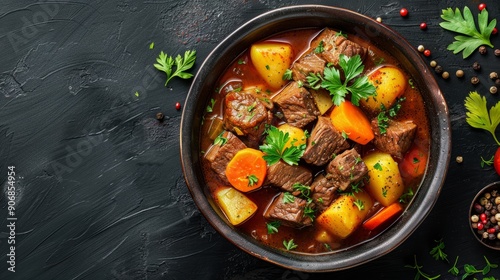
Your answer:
330;100;374;145
362;202;403;231
225;148;267;192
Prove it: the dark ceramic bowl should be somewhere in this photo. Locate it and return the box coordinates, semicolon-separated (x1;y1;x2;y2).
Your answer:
469;181;500;250
180;5;451;272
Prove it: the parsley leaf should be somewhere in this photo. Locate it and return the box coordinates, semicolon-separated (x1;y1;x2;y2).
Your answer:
306;72;323;89
283;239;298;251
213;131;227;146
321;54;375;106
439;6;496;58
314;40;324;53
464;91;500;145
247;174;258;186
282;69;293;80
154;50;196;86
266;220;280;234
259;126;305;165
429;239;448;262
283;192;295;204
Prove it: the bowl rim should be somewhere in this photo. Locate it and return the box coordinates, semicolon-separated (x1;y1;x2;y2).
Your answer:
180;4;451;272
469;181;500;250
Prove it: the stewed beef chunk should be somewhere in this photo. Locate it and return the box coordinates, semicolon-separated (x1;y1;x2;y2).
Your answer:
266;160;313;194
310;173;339;212
264;192;314;228
311;28;367;66
371;119;417;159
291;53;326;86
302;116;350;166
224;90;272;148
273;81;320;128
326;148;368;191
205;131;247;183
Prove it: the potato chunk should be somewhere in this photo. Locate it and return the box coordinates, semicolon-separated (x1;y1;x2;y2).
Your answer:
361;66;407;113
363;152;404;207
317;191;373;239
250;42;293;89
215;187;257;225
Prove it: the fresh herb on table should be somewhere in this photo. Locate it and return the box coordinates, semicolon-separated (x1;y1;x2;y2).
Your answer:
481;155;494;168
405;255;441;280
448;256;460;276
462;256;498;279
464;91;500;146
430;239;449;262
266;220;280;234
259;126;306;166
439;6;496;58
320;54;376;106
283;239;298;251
154;50;196;86
149;42;155;49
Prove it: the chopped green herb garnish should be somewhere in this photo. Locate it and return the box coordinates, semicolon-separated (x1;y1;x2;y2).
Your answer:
314;40;324;53
320;54;376;106
149;42;155;49
259;126;305;166
206;98;216;112
373;162;383;171
247;174;258;186
283;192;295;204
292;183;311;199
283;239;298;251
353;199;364;210
282;69;293;80
213;132;227;146
306;72;323;89
238;59;246;65
266;220;280;234
399;188;414;204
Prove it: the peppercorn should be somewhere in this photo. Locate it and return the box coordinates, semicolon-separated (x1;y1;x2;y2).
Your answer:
495;49;500;57
471;76;480;84
399;8;408;17
417;45;424;52
423;49;431;57
456;155;463;163
175;102;181;110
420;22;427;30
429;60;437;68
479;46;487;55
434;65;443;74
490;72;498;80
456;69;464;78
471;215;479;222
473;62;481;71
376;17;382;23
156;112;164;121
496;197;500;205
491;86;498;94
479;3;487;11
442;72;449;79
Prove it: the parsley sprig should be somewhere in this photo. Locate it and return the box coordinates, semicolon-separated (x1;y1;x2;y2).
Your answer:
259;126;306;166
321;54;376;106
430;239;448;262
464;91;500;145
440;6;496;58
154;50;196;86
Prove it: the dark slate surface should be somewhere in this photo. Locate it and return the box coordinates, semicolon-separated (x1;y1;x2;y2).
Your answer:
1;0;500;279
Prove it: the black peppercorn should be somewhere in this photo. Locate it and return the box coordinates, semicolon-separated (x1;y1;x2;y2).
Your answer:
473;62;481;71
434;65;443;74
495;49;500;57
479;46;487;55
490;72;499;80
496;79;500;86
156;112;164;121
